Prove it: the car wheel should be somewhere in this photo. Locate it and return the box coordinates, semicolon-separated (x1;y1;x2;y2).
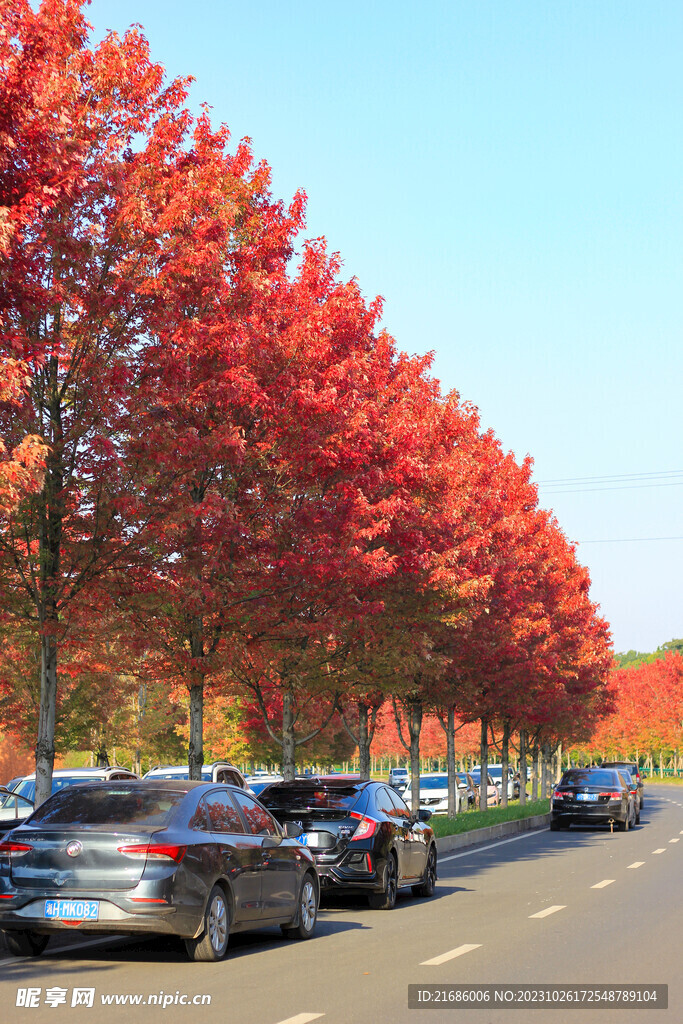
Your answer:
635;808;640;824
617;814;629;832
368;852;398;910
4;930;50;957
550;819;561;831
184;885;229;962
281;874;318;939
412;845;437;898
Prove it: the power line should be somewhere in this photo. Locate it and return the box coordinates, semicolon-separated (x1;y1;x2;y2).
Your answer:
537;469;683;485
542;481;683;495
578;536;683;544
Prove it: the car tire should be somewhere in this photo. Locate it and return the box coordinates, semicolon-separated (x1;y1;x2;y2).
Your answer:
281;874;318;940
635;808;640;824
184;885;229;962
412;845;437;898
368;852;398;910
4;930;50;957
617;814;629;832
550;819;561;831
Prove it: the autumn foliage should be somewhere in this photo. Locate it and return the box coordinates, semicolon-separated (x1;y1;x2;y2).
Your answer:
0;0;617;794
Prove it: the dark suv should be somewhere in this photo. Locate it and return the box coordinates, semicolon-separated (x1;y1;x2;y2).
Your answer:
600;762;644;809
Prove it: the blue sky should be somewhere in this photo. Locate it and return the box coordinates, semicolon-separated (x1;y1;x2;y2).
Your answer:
87;0;683;653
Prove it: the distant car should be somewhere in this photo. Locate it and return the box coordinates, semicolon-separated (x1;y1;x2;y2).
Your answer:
486;764;515;800
259;777;437;909
402;773;460;815
550;768;636;832
600;762;645;808
468;769;500;807
617;768;642;822
0;787;33;836
247;774;284;796
0;780;319;960
144;762;249;789
4;778;23;793
456;772;477;808
388;767;409;791
12;767;139;804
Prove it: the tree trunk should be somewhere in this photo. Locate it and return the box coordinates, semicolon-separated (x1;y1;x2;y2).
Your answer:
519;728;527;806
540;742;550;798
282;689;296;781
531;744;539;801
188;678;204;781
479;717;489;812
408;700;423;816
501;718;510;808
357;704;371;780
446;707;458;816
35;627;58;806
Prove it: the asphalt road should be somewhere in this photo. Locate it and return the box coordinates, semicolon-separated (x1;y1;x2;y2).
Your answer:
0;784;680;1024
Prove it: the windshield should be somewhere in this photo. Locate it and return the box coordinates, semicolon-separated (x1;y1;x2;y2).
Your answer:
406;776;448;792
145;768;213;781
28;786;185;827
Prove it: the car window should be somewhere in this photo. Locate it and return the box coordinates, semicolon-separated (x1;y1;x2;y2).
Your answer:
0;792;33;821
261;785;362;814
216;769;242;787
560;770;619;788
232;790;279;836
375;786;396;817
204;791;244;834
387;788;411;820
28;787;184;826
188;798;210;832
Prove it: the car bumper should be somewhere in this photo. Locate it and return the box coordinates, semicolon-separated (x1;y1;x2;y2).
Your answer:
551;803;627;826
0;895;196;938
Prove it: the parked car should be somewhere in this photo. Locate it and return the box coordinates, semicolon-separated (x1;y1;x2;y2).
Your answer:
12;766;139;804
143;762;249;789
468;769;500;807
600;761;645;808
247;774;284;796
388;767;409;791
0;787;33;836
402;773;460;815
258;777;437;909
456;772;477;808
0;780;319;960
616;768;642;822
487;764;515;800
550;768;636;832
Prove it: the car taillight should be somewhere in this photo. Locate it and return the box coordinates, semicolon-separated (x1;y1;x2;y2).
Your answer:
552;791;566;799
0;841;33;857
349;812;378;840
117;843;186;863
599;792;623;800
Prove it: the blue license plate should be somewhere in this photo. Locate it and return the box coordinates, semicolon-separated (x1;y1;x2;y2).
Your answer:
576;793;598;802
45;900;99;921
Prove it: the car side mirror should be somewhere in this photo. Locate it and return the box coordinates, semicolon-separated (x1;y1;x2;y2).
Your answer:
417;808;433;822
283;821;304;839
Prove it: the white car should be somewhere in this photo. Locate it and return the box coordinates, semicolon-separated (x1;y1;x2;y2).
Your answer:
143;761;249;789
12;766;139;803
402;773;460;815
486;764;516;799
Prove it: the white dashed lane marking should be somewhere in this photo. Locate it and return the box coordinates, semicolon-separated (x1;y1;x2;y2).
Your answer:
669;838;680;843
529;905;566;919
274;1015;324;1024
652;849;666;854
628;862;645;868
591;879;615;888
421;944;482;966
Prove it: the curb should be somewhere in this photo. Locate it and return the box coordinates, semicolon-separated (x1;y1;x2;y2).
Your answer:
435;812;551;855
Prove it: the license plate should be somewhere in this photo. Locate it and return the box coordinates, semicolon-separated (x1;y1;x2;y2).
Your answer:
45;900;99;921
576;793;598;802
300;832;322;847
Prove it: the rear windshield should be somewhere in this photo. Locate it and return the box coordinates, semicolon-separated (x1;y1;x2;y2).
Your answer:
27;787;185;826
260;786;362;813
560;770;619;788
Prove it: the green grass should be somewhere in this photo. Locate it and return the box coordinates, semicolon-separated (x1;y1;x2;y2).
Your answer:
644;775;683;786
429;799;550;838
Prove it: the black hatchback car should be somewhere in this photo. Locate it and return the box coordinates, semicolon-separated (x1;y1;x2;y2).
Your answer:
551;768;636;832
258;777;437;910
0;781;319;961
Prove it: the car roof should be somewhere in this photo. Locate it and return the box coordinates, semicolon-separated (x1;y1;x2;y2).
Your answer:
16;767;136;781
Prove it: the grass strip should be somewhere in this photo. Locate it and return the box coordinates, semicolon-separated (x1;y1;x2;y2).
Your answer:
430;798;550;838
